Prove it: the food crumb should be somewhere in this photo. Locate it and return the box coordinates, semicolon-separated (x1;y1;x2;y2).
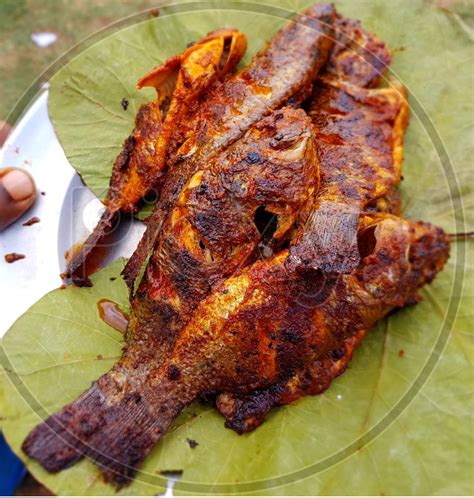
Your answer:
24;159;32;166
186;438;199;449
110;277;117;281
186;40;196;48
41;191;46;196
121;98;129;111
150;8;160;17
336;394;343;401
22;216;40;226
398;349;405;358
97;354;104;360
4;253;25;263
59;284;66;290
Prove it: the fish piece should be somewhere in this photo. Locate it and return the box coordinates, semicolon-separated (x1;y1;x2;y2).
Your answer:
22;214;449;483
122;2;336;289
215;13;409;429
64;29;247;285
217;212;450;432
123;106;318;385
142;106;318;318
310;13;407;211
309;78;409;210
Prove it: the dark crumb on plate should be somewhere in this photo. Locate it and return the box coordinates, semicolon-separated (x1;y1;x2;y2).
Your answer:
150;8;160;17
186;40;196;48
398;349;405;358
186;438;199;449
41;191;46;196
121;98;129;111
97;354;104;360
4;252;25;263
110;277;117;281
59;284;66;290
22;216;40;226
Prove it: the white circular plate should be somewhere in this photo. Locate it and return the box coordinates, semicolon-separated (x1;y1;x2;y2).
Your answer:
0;90;145;336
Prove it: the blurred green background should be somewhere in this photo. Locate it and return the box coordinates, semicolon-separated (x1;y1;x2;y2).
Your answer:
0;0;160;122
0;0;472;123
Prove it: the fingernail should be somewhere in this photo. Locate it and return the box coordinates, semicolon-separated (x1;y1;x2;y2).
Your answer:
1;169;35;201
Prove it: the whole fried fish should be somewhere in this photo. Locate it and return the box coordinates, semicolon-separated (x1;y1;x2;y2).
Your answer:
215;13;410;431
23;105;318;480
22;3;337;481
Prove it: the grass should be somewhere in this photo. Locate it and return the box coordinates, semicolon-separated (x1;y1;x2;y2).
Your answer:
1;0;471;123
0;0;157;122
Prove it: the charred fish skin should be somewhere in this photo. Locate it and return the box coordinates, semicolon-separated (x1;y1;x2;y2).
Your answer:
122;3;336;289
293;19;408;275
311;14;409;209
217;330;368;434
326;15;392;88
64;29;247;285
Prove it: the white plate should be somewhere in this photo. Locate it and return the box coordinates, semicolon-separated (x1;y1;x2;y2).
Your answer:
0;90;145;337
